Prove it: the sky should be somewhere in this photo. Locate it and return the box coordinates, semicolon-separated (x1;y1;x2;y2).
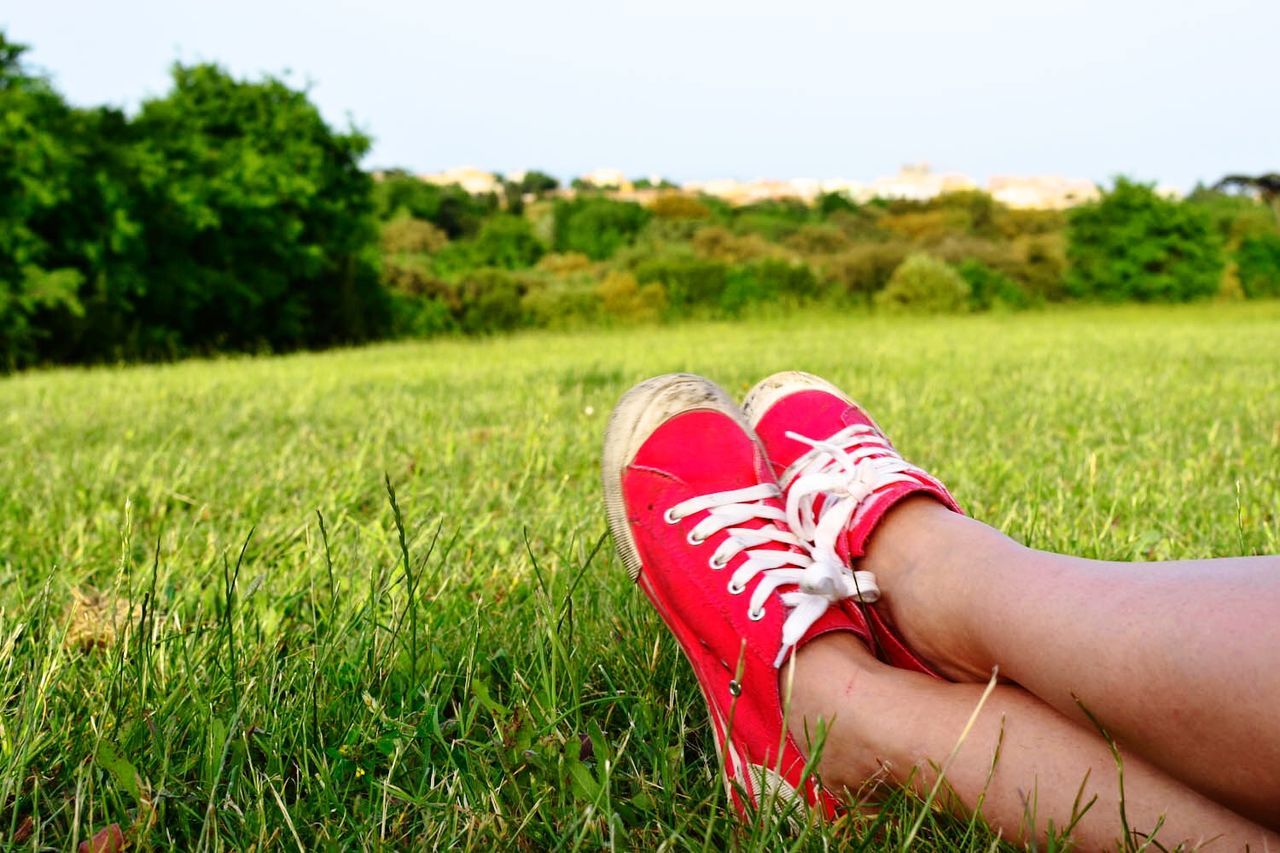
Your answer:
4;0;1277;191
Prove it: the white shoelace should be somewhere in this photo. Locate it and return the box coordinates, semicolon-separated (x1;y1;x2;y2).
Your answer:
665;482;878;668
780;425;927;573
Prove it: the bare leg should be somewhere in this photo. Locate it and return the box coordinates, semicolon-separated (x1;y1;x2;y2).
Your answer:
860;497;1280;825
787;635;1276;848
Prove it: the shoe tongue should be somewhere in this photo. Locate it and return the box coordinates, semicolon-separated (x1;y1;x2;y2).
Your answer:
631;410;772;494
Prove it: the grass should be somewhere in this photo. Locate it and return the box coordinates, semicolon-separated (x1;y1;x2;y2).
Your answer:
0;301;1276;850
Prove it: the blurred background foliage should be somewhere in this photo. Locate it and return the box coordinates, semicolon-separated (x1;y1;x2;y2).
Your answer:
2;31;1277;372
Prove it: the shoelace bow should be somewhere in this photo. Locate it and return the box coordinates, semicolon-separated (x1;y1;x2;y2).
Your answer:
664;482;877;668
780;424;927;569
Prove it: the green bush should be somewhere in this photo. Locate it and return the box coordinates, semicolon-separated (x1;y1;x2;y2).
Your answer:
521;277;601;328
1066;178;1223;302
817;192;858;217
783;224;852;256
721;259;820;315
874;254;970;314
380;216;448;255
818;242;912;298
633;254;728;311
597;271;667;323
552;197;650;260
691;226;780;265
389;292;456;336
1236;233;1280;298
649;193;711;220
372;172;496;238
1012;234;1068;300
472;215;544;269
956;259;1033;310
456;269;525;333
933;235;1065;301
731;200;812;241
1185;189;1276;248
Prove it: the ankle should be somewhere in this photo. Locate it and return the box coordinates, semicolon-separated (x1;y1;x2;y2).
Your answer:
782;633;890;789
860;498;1012;681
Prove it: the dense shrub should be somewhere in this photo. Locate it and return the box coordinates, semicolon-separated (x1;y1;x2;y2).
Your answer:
388;292;456;336
817;192;859;217
818;242;912;298
553;197;650;260
932;234;1065;300
874;254;970;313
995;207;1067;239
373;172;496;238
932;190;1001;237
649;193;711;220
1186;190;1277;248
521;277;601;328
826;207;890;242
382;254;452;300
732;199;812;241
456;269;525;333
633;254;728;310
956;259;1033;310
472;215;545;269
597;271;667;322
1067;179;1223;301
636;217;703;245
691;226;780;265
720;259;820;315
536;252;593;275
380;216;448;255
1012;234;1068;300
1236;234;1280;298
880;208;972;244
784;224;852;256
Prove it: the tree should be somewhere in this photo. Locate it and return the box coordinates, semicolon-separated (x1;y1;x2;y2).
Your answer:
372;171;494;237
1214;173;1280;223
552;197;650;260
518;170;559;195
471;215;545;269
129;63;385;351
1066;178;1223;302
0;33;83;367
1236;234;1280;298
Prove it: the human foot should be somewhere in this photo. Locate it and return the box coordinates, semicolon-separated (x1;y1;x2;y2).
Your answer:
742;371;965;678
602;373;882;816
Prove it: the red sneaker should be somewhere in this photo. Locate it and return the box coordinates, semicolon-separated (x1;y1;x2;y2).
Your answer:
742;371;962;676
602;373;877;817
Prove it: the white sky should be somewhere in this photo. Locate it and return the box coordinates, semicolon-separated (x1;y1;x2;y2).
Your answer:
4;0;1276;190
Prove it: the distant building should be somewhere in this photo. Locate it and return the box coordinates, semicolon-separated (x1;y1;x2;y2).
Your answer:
684;177;832;205
579;168;634;191
987;175;1100;209
419;166;500;195
413;163;1108;210
858;164;977;203
820;178;866;199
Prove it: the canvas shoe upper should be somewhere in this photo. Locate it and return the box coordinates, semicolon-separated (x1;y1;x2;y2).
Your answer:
743;371;963;677
602;373;877;817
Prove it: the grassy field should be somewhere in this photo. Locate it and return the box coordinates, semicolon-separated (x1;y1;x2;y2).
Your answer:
0;302;1277;850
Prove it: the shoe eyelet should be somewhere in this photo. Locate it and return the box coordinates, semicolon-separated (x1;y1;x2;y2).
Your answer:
727;580;745;595
663;507;681;524
728;679;742;697
708;553;728;570
748;607;766;621
687;529;706;546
